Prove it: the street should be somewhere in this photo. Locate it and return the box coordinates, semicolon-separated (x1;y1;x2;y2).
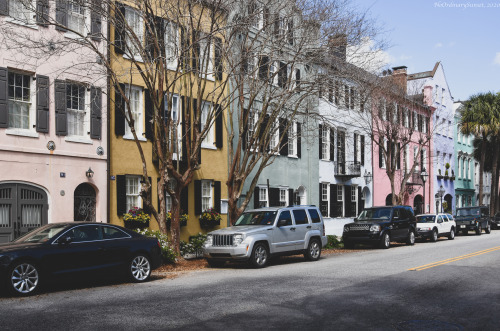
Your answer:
2;232;500;330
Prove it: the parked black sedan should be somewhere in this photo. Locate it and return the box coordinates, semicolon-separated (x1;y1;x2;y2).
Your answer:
0;222;162;296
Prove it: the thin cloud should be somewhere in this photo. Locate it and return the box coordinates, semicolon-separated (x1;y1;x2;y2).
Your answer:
435;42;443;48
495;52;500;65
347;37;393;74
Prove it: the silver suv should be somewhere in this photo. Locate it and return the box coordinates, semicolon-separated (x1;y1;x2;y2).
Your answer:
203;206;327;268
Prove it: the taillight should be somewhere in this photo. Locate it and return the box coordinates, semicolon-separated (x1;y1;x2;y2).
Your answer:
157;240;161;248
323;223;325;236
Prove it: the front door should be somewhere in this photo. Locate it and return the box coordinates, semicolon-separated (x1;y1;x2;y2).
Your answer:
74;183;96;222
0;184;48;243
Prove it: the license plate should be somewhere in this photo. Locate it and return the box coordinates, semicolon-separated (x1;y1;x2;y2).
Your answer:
461;225;465;228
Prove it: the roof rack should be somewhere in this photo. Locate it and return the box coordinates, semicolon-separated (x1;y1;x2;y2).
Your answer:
286;205;317;208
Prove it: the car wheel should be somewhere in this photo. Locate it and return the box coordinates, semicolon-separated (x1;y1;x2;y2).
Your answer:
380;233;390;249
8;262;40;296
448;228;455;240
485;224;491;234
430;229;438;242
476;224;482;235
304;239;322;261
406;231;416;246
206;259;226;268
129;254;151;282
250;243;269;268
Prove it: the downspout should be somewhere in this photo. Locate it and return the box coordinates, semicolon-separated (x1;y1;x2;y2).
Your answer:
106;9;111;224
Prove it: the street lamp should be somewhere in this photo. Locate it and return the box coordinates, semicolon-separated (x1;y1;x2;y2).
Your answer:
364;170;373;184
438;185;445;213
86;167;94;178
420;168;428;213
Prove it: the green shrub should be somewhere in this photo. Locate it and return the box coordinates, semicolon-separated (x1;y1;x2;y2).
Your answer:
180;233;207;258
135;229;178;263
324;235;344;249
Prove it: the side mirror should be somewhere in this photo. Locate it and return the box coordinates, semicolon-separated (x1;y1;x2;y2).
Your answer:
277;219;288;227
57;236;72;245
354;218;358;222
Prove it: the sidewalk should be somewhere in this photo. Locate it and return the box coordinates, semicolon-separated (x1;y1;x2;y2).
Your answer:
324;217;354;237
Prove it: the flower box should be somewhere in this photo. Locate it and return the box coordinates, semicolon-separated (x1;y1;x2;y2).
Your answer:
199;208;221;229
124;219;149;229
437;175;443;180
123;207;150;230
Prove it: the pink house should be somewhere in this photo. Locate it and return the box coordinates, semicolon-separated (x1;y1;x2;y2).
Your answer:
371;67;435;214
0;1;107;242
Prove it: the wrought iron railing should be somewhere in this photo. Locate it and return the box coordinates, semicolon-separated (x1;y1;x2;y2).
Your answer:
335;161;361;177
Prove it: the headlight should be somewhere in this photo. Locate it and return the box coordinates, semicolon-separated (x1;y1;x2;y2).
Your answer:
370;225;381;232
233;234;244;246
343;226;349;232
205;234;213;246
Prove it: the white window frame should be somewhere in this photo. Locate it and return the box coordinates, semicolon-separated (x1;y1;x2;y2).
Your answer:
457;156;462;179
337;185;343;202
468;159;472;180
199;32;214;80
279;188;288;207
351;185;357;202
124;85;145;140
165;21;179;69
269;118;279;154
67;1;89;36
381;138;387;169
201;180;213;212
164;93;182;160
288;121;297;157
6;71;36;134
259;186;268;208
125;175;142;213
66;82;90;139
125;6;144;58
413;146;419;172
422;148;427;172
321;183;328;202
165;179;176;212
322;125;330;160
201;101;215;149
8;0;35;24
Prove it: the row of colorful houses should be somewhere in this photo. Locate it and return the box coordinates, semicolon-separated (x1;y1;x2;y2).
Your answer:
0;1;489;243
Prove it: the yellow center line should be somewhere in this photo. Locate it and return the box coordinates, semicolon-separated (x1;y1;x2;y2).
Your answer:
409;246;500;271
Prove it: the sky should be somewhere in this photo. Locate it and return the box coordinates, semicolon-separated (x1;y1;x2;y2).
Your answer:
350;0;500;102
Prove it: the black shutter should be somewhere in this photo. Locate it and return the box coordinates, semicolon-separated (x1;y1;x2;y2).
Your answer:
90;86;102;139
214;181;221;213
241;108;248;151
358;186;364;215
269;188;280;207
214;37;223;81
319;124;323;159
114;3;126;54
379;139;383;168
260;114;270;152
36;0;49;26
344;185;350;217
144;89;154;140
288;188;294;206
354;133;358;163
295;69;301;88
273;14;279;38
361;135;365;166
55;0;67;31
278;61;287;88
180;186;188;214
36;75;50;133
397;143;401;170
287;18;294;45
0;67;7;128
258;56;269;81
330;184;338;217
180;96;187;162
116;175;127;215
114;84;125;136
330;128;335;161
192;98;200;164
254;187;259;209
0;0;8;16
194;180;202;215
90;0;102;40
215;105;223;149
297;122;301;158
191;30;200;71
55;80;67;136
279;118;288;156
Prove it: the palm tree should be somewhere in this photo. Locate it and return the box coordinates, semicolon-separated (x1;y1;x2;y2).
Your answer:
460;92;500;212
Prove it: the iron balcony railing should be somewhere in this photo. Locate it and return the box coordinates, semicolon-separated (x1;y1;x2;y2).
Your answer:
335;161;361;177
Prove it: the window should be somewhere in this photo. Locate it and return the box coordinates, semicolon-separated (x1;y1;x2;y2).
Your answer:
248;1;261;29
322;183;328;201
292;209;308;225
322;125;329;160
379;98;386;121
457;156;462;179
125;175;141;212
67;1;86;35
413;146;419;171
66;83;86;137
9;0;32;22
164;94;182;159
165;22;179;68
308;209;321;223
247;109;257;146
103;226;129;239
66;225;102;243
351;185;357;202
468;159;472;180
8;72;32;130
404;144;410;173
277;211;292;226
448;120;452;137
201;101;214;148
269;119;279;153
337;185;343;202
124;86;143;138
288;121;296;156
259;187;268;208
125;7;143;57
198;32;213;76
279;188;287;206
413;111;418;131
201;180;213;211
164;179;176;212
422;116;427;133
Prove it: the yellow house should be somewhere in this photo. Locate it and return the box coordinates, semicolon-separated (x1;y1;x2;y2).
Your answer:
108;0;229;240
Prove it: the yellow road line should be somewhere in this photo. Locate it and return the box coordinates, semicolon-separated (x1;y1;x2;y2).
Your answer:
409;246;500;271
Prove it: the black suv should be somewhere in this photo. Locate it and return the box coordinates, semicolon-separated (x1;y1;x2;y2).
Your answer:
343;206;417;249
455;206;491;235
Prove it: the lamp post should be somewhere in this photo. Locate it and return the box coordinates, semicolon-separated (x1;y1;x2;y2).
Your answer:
420;168;428;213
438;185;445;213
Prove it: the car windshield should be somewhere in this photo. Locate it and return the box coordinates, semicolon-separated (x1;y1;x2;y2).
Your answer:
358;208;392;220
235;211;277;226
417;215;436;223
457;208;479;217
14;224;68;243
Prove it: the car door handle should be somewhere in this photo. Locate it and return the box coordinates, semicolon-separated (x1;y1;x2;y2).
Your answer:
290;227;296;231
307;226;312;229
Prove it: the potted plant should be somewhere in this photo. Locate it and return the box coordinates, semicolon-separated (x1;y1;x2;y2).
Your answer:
166;211;188;227
437;169;443;180
450;170;455;181
444;169;449;179
123;207;150;229
199;208;221;228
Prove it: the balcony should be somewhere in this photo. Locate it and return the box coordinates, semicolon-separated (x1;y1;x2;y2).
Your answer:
335;161;361;179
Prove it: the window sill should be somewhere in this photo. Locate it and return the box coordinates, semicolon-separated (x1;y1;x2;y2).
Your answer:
64;31;87;40
5;18;39;30
123;134;147;142
5;128;39;138
201;144;217;150
288;155;298;159
123;54;144;63
65;136;93;144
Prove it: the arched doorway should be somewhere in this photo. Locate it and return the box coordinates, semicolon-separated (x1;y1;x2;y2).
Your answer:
74;183;96;222
444;194;453;213
413;195;423;215
296;186;307;205
385;194;393;206
0;183;48;243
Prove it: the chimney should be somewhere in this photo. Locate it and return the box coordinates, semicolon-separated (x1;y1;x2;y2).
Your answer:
328;34;347;61
391;66;407;91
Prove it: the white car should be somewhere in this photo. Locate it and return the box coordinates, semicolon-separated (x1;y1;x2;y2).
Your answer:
416;213;456;242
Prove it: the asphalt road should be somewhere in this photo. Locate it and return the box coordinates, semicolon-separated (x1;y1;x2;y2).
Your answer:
2;231;500;330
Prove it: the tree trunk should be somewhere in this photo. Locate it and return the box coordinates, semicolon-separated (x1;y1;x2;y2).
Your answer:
170;192;182;255
478;135;486;205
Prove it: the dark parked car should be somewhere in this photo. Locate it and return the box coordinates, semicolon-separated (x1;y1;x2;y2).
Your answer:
0;222;162;296
455;206;491;235
493;212;500;229
343;206;417;249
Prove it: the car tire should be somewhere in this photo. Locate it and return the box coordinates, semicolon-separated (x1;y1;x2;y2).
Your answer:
304;239;322;261
430;229;438;242
206;259;226;268
448;228;455;240
380;233;390;249
476;224;482;236
8;261;40;296
129;254;152;282
250;243;269;268
485;224;491;234
406;231;416;246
